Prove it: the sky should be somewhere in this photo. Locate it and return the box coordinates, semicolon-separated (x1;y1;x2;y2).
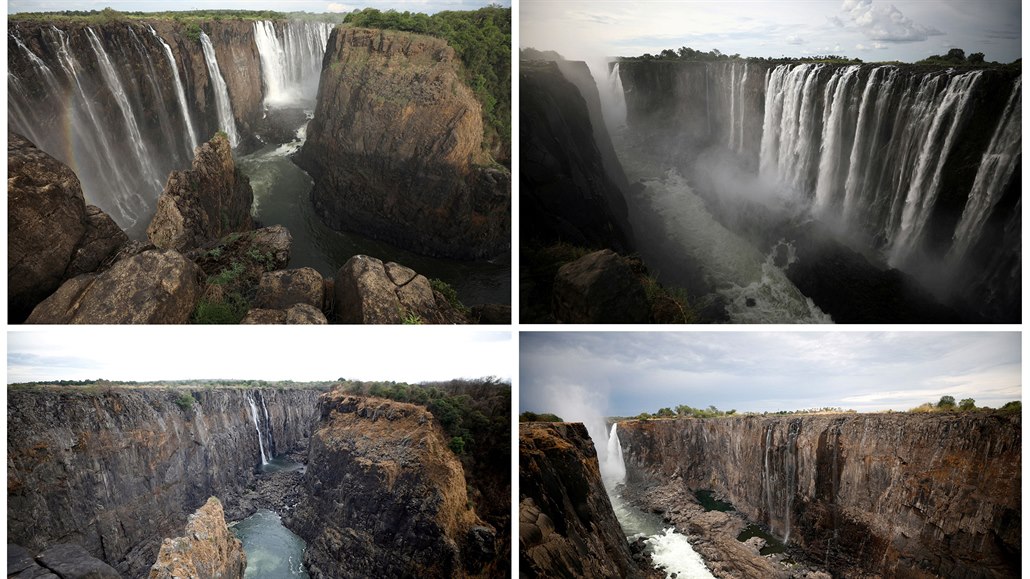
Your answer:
521;0;1021;64
7;0;508;14
7;327;513;384
520;332;1021;417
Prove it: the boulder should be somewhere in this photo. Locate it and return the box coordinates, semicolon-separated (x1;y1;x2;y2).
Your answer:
149;497;246;579
147;133;253;251
552;250;649;323
26;250;202;324
240;304;328;325
253;267;324;310
334;255;466;324
36;544;119;579
471;303;511;324
7;544;56;579
8;131;125;322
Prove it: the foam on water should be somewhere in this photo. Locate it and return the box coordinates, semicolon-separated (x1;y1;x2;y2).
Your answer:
648;528;717;579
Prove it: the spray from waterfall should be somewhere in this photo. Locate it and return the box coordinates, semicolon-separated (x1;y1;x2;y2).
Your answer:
199;30;239;147
602;423;627;487
253;20;332;109
149;25;199;153
248;397;269;465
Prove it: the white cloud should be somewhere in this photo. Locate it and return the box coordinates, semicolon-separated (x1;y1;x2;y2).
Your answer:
840;0;944;42
327;2;352;12
787;34;805;45
873;42;888;49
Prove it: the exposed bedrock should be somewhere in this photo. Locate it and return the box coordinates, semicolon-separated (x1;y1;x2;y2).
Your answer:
286;393;495;578
333;254;469;324
7;387;322;577
618;413;1021;578
147;133;254;251
297;27;510;260
148;497;246;579
519;422;650;579
7;131;127;323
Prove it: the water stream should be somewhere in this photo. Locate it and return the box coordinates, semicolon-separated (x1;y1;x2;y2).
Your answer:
231;510;309;578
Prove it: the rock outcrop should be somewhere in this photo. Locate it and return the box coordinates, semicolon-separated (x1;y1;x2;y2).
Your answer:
240;303;328;324
552;249;650;323
8;131;126;322
618;413;1021;578
253;267;325;310
147;133;254;251
519;422;647;579
297;27;509;260
287;393;493;578
8;387;322;576
25;249;203;324
149;497;246;579
333;255;467;324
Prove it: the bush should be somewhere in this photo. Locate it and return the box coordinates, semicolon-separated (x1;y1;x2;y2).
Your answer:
174;392;195;411
937;395;956;410
430;278;470;316
192;292;249;324
519;411;563;422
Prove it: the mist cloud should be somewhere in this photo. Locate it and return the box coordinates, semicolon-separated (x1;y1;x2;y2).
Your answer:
841;0;945;42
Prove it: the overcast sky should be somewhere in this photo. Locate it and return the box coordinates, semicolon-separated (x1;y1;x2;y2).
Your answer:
8;0;508;14
8;327;513;384
521;0;1021;64
521;332;1021;417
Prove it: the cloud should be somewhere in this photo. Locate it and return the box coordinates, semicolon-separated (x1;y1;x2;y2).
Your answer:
827;15;845;27
786;35;805;45
326;2;352;11
840;0;944;42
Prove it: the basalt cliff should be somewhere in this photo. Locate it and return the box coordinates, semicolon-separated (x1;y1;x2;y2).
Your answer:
618;413;1021;578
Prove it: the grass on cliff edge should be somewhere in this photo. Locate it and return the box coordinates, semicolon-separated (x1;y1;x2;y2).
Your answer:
10;8;343;23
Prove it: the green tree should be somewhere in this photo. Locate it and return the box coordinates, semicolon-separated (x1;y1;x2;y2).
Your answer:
937;395;956;409
959;398;976;411
967;52;985;65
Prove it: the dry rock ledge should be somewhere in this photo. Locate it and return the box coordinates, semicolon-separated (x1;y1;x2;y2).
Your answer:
149;497;247;579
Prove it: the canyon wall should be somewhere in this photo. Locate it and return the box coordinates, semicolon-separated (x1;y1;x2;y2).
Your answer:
298;27;510;260
618;413;1021;578
7;386;322;576
519;422;648;579
617;61;1021;321
287;393;497;578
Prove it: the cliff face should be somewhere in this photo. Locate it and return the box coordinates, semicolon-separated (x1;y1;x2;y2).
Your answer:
298;27;510;260
205;21;264;142
520;60;632;252
519;422;645;579
8;387;321;576
287;393;494;578
148;496;246;579
147;133;254;251
618;413;1021;578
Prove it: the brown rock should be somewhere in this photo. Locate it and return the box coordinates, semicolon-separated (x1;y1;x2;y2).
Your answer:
26;250;202;324
552;249;649;323
240;304;327;325
334;255;467;324
147;133;253;251
471;304;511;324
64;205;129;279
253;267;324;310
149;497;246;579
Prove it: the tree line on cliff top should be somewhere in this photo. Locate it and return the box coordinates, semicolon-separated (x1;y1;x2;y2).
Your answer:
620;44;1019;68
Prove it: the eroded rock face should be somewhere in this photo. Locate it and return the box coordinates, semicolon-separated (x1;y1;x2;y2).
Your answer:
147;133;254;251
240;304;328;325
519;422;647;578
298;27;510;260
334;255;466;324
552;249;649;323
8;387;321;576
25;249;203;324
253;267;324;310
8;131;126;322
287;393;492;578
149;497;246;579
618;413;1021;578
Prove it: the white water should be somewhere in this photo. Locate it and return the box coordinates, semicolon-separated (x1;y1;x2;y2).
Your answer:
253;20;332;108
602;423;627;487
149;25;198;153
248;398;268;465
260;396;274;455
602;62;628;132
200;31;239;147
648;528;718;579
812;65;861;214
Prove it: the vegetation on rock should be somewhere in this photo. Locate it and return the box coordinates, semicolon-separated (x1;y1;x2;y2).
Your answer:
519;411;564;422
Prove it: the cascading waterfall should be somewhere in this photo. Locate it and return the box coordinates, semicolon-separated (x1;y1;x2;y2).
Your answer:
199;30;239;147
949;77;1022;263
253;20;332;108
602;62;628;132
763;426;774;530
603;423;627;487
261;396;276;456
149;25;199;153
248;397;269;465
812;65;861;214
783;421;800;543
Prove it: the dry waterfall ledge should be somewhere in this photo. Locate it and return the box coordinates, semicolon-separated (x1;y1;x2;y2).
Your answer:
8;383;510;578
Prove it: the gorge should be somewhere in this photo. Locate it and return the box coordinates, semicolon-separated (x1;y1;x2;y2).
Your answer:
8;379;510;578
8;11;511;318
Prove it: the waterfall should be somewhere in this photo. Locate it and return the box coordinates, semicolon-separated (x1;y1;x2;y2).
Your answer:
729;62;737;150
260;396;276;456
601;61;628;132
783;421;800;543
149;25;199;153
737;63;748;152
602;423;627;487
253;20;332;108
248;397;269;465
763;426;774;531
812;65;861;214
85;28;164;191
199;30;239;146
949;77;1022;263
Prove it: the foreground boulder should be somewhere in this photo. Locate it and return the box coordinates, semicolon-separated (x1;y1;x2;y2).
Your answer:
30;543;119;579
334;255;467;324
240;304;328;325
8;131;126;322
26;250;203;324
253;267;325;310
552;249;649;323
149;497;246;579
147;133;254;252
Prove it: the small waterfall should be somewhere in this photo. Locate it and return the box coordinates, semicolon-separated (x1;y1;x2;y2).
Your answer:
729;62;737;150
949;77;1022;263
601;61;628;132
783;421;800;543
149;25;199;153
737;63;748;152
199;30;239;146
261;395;276;456
253;20;332;108
602;423;627;487
248;397;269;465
763;426;774;530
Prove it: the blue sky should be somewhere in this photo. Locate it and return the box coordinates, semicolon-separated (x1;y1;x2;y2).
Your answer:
7;327;513;383
521;0;1021;64
8;0;508;14
521;332;1021;417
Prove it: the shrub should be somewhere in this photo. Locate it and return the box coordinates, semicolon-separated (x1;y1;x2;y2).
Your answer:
192;292;249;324
174;392;195;411
430;278;470;316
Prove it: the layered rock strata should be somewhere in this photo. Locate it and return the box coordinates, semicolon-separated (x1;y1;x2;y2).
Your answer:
618;413;1021;578
149;497;246;579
